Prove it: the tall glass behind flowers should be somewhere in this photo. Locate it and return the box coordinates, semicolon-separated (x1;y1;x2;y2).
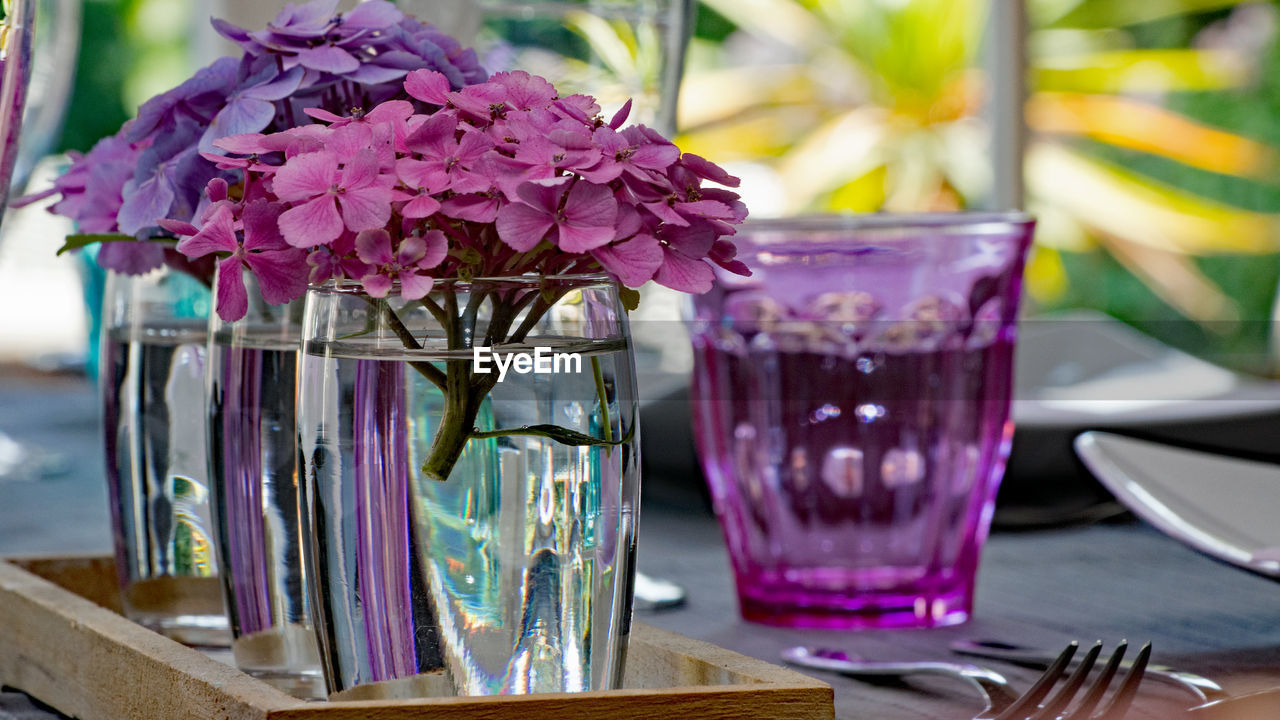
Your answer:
0;0;38;484
0;0;32;209
165;64;747;695
22;0;489;653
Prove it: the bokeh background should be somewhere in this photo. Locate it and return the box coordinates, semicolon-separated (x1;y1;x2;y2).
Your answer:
6;0;1280;378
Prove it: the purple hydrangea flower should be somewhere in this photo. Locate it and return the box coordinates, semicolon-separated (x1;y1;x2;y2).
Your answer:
28;0;487;276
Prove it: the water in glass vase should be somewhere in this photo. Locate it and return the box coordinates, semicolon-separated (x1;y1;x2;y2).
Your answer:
102;323;230;646
298;335;639;697
208;336;323;698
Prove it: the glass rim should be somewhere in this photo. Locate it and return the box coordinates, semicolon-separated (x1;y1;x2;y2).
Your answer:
308;272;618;295
740;211;1035;235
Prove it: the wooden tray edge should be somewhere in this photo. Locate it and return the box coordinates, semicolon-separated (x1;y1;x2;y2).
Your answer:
0;555;834;720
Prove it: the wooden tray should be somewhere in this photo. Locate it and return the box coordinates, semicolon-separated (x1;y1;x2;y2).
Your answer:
0;555;833;720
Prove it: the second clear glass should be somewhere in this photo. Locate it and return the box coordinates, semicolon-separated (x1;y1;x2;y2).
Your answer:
206;267;322;698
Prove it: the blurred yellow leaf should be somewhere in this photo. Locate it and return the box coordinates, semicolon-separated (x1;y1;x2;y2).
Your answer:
826;165;888;212
1028;92;1280;179
1027;143;1280;255
677;65;820;129
1034;49;1248;93
775;107;890;210
1025;245;1071;305
675;106;828;161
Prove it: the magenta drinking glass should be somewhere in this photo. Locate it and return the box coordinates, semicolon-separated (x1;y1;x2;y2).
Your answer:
688;213;1034;629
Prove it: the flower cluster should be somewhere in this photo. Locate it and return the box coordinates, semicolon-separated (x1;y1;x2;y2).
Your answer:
166;68;749;321
23;0;485;275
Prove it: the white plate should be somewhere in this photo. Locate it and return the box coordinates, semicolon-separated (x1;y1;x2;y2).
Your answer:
1014;311;1280;428
1075;431;1280;580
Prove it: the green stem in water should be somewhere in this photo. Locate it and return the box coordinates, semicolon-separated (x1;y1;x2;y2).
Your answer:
591;355;613;448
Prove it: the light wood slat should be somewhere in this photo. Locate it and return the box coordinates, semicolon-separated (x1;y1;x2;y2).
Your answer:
0;556;833;720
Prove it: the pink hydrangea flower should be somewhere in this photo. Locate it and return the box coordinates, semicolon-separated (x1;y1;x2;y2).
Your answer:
496;181;618;253
171;201;309;321
168;62;749;320
274;149;396;247
356;228;448;299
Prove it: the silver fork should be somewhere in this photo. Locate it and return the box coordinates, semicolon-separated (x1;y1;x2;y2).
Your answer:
977;640;1151;720
783;640;1151;720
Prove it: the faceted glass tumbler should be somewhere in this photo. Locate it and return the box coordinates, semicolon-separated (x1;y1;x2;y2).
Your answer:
689;213;1035;629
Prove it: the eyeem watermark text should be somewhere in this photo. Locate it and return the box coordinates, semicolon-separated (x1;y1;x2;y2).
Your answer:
473;346;583;382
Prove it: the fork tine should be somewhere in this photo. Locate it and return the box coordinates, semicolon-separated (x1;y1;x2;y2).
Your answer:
1090;642;1151;720
1062;641;1128;720
1031;641;1103;720
991;641;1078;720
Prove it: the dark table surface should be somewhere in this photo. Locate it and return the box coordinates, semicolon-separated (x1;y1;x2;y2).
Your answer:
2;374;1280;719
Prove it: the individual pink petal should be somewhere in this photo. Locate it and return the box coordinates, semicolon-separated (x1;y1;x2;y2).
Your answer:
654;246;714;293
355;229;394;265
563;182;618;227
273;151;338;202
515;181;566;212
608;99;632;129
215;256;250;322
404;69;451;105
659;222;716;259
418;230;448;269
158;218;199;237
241;200;288;251
207;178;230;202
592;234;662;287
631;142;681;171
177;205;238;257
366;100;414;124
642;200;689;226
556;222;616;253
496;202;555;251
244;248;309;305
341;149;382;190
680;153;741;187
213;133;271;154
676;199;735;221
397;158;448;192
440;193;498;222
338;185;393;232
400;194;441;219
399;272;434;300
304;107;346;123
456;129;495;163
279;196;343;247
395;235;426;265
360;273;393;298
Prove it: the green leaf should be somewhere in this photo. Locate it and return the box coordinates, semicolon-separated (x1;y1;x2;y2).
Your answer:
56;233;135;256
619;286;641;312
451;246;484;266
1049;0;1248;29
472;424;627;447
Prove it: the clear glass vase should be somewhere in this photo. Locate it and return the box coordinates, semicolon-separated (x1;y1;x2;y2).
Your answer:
297;274;640;698
100;264;229;646
206;267;322;698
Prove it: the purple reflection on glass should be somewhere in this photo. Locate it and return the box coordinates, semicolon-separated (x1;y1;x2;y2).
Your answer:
353;359;417;681
220;346;272;634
